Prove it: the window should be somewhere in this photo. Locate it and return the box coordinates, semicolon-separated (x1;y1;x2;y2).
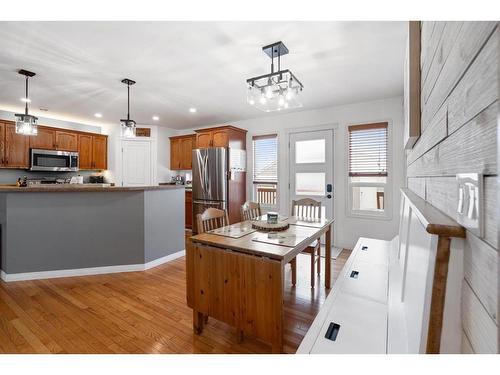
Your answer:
348;122;388;216
253;134;278;206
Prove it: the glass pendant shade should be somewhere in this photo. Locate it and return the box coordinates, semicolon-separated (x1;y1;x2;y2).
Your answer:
14;113;38;135
247;71;303;112
121;119;136;138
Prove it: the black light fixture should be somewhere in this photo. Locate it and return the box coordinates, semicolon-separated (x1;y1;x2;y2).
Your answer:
15;69;38;135
246;41;304;112
120;78;137;138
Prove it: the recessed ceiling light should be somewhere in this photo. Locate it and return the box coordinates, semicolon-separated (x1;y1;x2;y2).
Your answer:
189;108;197;113
94;113;103;118
152;116;159;121
20;97;31;103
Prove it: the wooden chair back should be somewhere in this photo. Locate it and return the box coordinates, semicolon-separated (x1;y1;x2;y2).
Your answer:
196;208;229;234
240;201;262;221
291;198;322;220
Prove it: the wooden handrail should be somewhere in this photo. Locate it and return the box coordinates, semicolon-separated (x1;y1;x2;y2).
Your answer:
400;188;465;238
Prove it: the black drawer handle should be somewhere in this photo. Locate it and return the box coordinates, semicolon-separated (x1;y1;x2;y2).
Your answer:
325;322;341;342
361;245;368;251
350;270;359;279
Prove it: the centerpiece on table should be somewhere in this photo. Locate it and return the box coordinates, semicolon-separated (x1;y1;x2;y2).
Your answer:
251;212;289;232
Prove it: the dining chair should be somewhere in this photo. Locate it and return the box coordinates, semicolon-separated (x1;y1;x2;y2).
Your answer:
196;208;229;234
240;201;262;221
290;198;322;288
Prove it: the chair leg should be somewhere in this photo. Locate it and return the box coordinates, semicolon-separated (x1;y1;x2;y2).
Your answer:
317;243;321;275
291;257;297;286
310;251;315;288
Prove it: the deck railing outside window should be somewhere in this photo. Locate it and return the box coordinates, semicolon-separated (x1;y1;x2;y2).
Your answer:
254;182;277;205
253;134;278;207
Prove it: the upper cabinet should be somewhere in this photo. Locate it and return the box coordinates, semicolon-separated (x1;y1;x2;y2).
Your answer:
92;135;107;170
55;130;78;151
78;134;107;170
29;127;56;150
169;126;247;171
78;134;93;170
0;120;107;171
170;134;195;170
0;121;29;168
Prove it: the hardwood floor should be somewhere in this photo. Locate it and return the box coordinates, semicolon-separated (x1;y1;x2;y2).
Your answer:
0;248;351;354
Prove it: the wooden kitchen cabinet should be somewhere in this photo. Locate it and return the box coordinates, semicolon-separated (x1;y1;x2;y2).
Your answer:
78;134;93;169
91;135;107;170
1;122;29;168
78;134;107;170
195;126;244;148
55;130;78;151
170;134;195;170
29;126;56;150
0;120;107;171
180;136;194;169
195;132;212;148
185;189;193;229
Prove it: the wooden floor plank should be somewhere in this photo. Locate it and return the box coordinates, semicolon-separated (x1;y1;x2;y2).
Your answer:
0;248;351;354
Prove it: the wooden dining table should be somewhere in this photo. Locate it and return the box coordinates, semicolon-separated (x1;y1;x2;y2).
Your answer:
186;215;334;353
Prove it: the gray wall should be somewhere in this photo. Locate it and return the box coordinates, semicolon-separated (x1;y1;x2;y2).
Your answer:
406;22;498;353
0;188;184;274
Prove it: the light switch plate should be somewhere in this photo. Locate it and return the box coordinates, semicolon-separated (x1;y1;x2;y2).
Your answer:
456;173;483;237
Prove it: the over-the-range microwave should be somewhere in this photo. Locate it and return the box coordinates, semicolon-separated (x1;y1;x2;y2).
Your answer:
30;149;79;172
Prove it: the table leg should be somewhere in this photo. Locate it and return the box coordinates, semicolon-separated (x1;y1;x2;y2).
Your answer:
325;224;332;289
193;310;204;334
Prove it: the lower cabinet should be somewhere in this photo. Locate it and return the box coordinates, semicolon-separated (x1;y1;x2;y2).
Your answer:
185;190;193;229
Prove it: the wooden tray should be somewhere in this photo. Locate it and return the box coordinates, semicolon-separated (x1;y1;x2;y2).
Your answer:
251;221;289;232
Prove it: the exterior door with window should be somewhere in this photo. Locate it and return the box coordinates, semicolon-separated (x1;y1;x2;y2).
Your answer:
289;130;334;232
348;122;388;217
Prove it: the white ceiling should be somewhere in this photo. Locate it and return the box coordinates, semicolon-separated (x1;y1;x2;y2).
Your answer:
0;22;407;130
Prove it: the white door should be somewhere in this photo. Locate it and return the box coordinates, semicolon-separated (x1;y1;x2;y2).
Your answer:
122;140;152;186
289;130;334;242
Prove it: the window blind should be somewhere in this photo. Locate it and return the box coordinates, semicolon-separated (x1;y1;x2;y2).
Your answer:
348;123;388;177
253;134;278;183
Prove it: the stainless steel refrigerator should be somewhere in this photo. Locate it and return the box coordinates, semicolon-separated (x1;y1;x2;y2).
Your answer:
192;147;246;233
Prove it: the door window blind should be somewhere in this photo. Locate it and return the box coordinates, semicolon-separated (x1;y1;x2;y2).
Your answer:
253;134;278;183
348;123;388;177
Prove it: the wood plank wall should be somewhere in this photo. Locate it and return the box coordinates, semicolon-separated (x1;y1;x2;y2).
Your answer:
406;22;498;353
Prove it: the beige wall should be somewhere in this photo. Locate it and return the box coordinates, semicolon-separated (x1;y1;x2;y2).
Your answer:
407;22;498;353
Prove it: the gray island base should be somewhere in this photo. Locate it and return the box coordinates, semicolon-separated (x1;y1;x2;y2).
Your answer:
0;185;185;281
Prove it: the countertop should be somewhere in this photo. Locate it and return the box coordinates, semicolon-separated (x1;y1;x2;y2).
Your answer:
0;184;185;193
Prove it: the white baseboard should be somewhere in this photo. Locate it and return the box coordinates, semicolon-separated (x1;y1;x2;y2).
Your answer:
0;249;185;282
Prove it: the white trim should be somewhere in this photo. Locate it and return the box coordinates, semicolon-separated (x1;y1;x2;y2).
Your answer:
0;250;185;282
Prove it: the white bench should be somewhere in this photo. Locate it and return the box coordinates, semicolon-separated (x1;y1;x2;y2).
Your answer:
297;188;465;354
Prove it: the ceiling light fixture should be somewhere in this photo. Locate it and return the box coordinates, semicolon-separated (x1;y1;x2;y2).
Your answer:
189;108;197;113
14;69;38;136
120;78;136;138
20;97;31;103
152;116;159;121
94;113;103;118
246;41;303;112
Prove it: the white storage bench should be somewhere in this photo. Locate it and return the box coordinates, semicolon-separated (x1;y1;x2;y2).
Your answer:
297;189;466;354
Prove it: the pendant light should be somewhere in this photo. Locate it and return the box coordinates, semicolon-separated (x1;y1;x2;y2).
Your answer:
120;78;136;138
246;41;304;112
14;69;38;136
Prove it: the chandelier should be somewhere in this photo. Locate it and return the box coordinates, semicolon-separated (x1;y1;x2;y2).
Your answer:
246;41;303;112
120;78;137;138
14;69;38;136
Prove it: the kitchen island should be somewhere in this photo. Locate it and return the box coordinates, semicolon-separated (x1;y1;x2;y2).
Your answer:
0;185;185;281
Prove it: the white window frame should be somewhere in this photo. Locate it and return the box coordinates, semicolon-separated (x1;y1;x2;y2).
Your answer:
251;133;279;211
346;120;393;221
